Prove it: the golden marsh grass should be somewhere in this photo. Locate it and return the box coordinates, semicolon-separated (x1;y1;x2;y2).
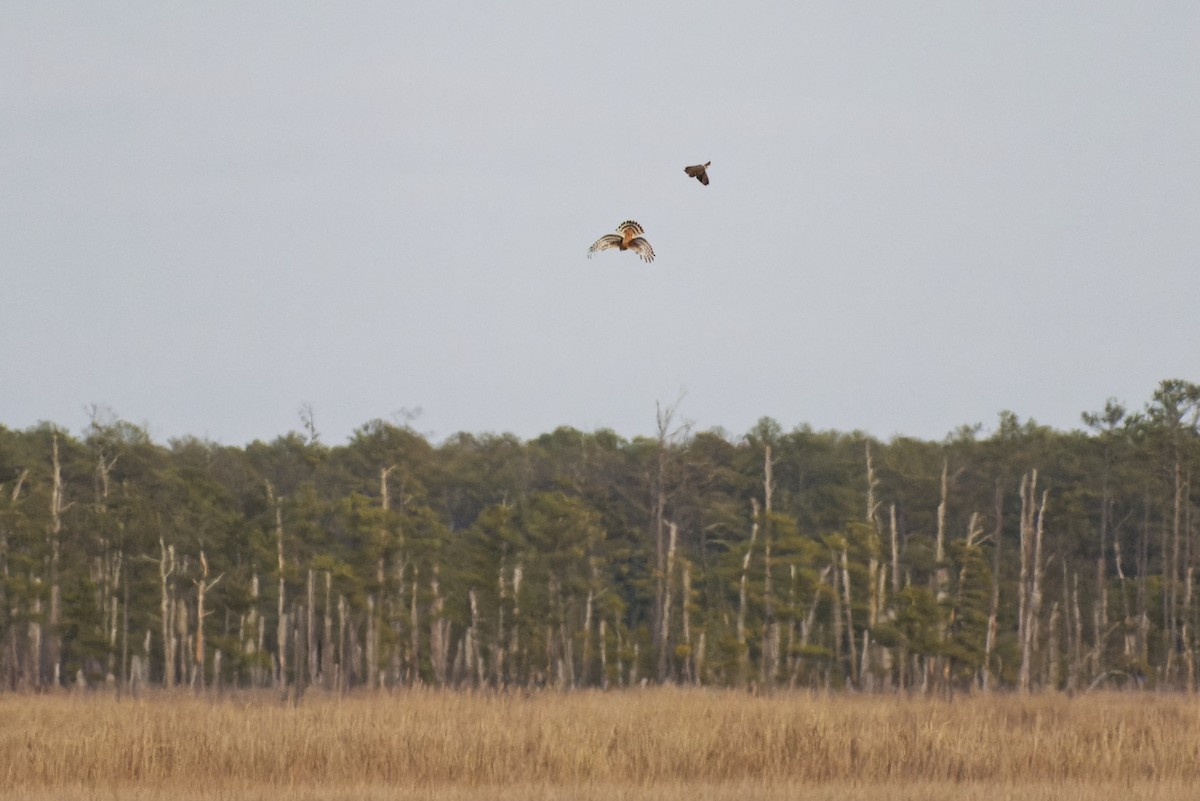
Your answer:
2;689;1198;800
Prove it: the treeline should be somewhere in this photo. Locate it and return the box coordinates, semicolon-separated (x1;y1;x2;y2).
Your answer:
1;380;1198;695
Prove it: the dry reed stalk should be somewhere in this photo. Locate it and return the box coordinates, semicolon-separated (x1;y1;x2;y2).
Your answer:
4;781;1200;801
1;689;1197;799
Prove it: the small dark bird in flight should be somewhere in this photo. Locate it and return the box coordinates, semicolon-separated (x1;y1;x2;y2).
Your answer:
684;161;711;186
587;220;655;263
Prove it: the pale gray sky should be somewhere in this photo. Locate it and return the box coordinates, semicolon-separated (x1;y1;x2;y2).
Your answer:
3;2;1198;445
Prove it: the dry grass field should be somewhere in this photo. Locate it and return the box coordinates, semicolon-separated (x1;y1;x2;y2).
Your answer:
1;688;1198;801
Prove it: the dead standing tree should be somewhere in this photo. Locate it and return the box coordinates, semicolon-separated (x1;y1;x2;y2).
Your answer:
760;446;781;686
46;430;67;689
736;501;758;688
651;400;688;683
265;481;288;692
158;534;176;688
1017;470;1048;692
983;481;1003;691
192;550;222;692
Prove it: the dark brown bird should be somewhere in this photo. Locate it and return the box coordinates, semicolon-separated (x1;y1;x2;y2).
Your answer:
684;161;711;186
587;220;655;263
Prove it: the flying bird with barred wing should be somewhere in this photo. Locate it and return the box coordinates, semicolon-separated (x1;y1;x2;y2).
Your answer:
587;220;655;263
684;161;711;185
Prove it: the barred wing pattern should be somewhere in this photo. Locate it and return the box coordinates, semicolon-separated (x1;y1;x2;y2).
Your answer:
625;236;655;263
587;220;654;263
587;234;624;257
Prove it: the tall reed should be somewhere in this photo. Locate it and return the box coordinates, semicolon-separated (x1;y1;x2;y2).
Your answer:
2;688;1197;800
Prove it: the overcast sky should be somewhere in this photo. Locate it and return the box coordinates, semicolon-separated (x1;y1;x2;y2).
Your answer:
3;3;1198;446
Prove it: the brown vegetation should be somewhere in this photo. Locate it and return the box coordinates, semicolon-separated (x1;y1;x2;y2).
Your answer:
2;688;1198;800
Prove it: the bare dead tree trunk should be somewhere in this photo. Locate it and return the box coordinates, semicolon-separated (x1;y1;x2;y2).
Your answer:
650;400;688;683
935;459;950;602
1048;600;1062;690
362;592;376;685
47;431;64;688
410;564;421;686
1;471;26;690
370;465;397;690
830;555;843;686
494;563;507;687
1032;484;1049;690
193;550;222;693
556;577;574;690
582;571;595;687
1093;466;1112;681
629;641;639;687
681;560;694;684
762;445;782;686
737;503;759;688
469;588;484;687
1184;470;1195;692
840;545;857;687
785;564;798;685
347;600;361;689
269;484;288;691
1136;503;1150;670
861;551;880;690
874;566;889;688
865;442;880;524
1070;570;1084;692
949;512;982;691
890;504;901;597
27;592;42;691
363;579;377;687
242;572;262;686
337;593;348;693
800;564;832;654
1112;528;1135;668
931;460;950;691
291;600;304;701
1017;474;1031;689
158;535;176;689
175;561;190;688
1184;565;1196;692
430;565;449;686
194;551;208;692
860;443;884;690
658;520;678;683
100;548;122;684
599;618;608;689
322;570;333;689
91;446;121;685
380;464;397;511
1167;452;1184;685
120;570;129;698
652;407;669;679
1018;471;1048;693
983;482;1003;691
306;568;317;689
1058;559;1070;690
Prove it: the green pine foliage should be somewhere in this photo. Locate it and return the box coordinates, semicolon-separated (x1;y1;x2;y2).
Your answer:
0;380;1198;693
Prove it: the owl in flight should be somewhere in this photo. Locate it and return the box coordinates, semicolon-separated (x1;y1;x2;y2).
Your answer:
587;220;655;263
684;161;711;186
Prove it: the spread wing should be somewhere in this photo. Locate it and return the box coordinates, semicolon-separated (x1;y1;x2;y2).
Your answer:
627;237;655;263
684;163;709;185
587;233;623;258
